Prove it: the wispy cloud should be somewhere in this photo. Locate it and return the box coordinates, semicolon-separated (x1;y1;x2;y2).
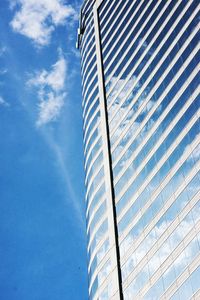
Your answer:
0;69;8;75
0;96;9;107
0;46;7;57
10;0;77;47
27;49;67;126
42;130;85;226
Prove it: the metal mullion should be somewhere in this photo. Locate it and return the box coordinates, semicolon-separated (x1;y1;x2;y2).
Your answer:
93;2;123;299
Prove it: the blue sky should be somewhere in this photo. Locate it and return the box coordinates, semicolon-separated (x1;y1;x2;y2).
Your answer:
0;1;88;299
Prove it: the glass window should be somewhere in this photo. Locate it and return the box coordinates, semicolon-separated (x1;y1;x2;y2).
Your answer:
170;267;200;300
88;238;110;283
90;259;111;299
88;219;108;261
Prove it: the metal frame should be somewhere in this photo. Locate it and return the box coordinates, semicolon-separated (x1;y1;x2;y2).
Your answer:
93;1;123;299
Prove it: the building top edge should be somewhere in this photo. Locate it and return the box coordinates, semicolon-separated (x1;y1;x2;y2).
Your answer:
76;0;96;49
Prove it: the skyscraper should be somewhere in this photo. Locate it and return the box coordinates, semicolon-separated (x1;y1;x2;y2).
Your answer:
77;0;200;299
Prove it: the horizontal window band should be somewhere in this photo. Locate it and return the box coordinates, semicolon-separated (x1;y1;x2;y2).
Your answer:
160;256;200;299
104;0;169;91
117;123;200;241
115;102;199;209
122;188;200;286
113;73;199;190
120;162;200;265
124;216;200;297
88;233;109;271
137;221;200;299
105;0;195;105
102;0;148;61
111;40;199;170
101;0;137;49
107;7;198;135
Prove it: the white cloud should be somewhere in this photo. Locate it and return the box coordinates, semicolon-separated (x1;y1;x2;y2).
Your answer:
36;92;66;127
27;50;67;126
10;0;77;47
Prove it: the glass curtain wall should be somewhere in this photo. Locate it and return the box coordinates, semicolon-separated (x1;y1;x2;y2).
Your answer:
78;0;200;299
79;1;115;299
98;0;200;299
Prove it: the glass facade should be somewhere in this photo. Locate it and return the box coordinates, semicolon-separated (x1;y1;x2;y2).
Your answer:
77;0;200;299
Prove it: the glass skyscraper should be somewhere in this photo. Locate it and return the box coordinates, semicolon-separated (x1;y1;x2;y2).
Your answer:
77;0;200;299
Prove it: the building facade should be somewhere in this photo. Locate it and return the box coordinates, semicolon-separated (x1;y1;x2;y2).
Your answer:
77;0;200;299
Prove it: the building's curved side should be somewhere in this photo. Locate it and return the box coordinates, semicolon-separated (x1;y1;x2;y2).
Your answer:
78;1;121;299
78;0;200;299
